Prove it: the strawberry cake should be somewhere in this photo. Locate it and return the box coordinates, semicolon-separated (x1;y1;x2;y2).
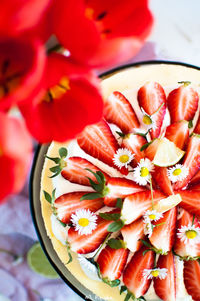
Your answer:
40;63;200;301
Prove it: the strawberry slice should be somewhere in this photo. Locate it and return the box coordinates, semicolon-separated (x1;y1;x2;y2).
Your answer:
121;218;145;253
123;247;155;298
121;190;165;225
104;177;146;207
77;119;128;175
173;208;200;259
97;245;129;282
165;121;189;149
167;83;199;123
61;157;110;186
103;91;139;134
174;134;200;190
149;207;177;254
184;260;200;301
144;138;160;161
178;189;200;216
68;216;112;254
188;169;200;187
122;133;146;163
194;113;200;134
152;166;173;196
154;252;176;301
137;81;166;139
54;192;104;223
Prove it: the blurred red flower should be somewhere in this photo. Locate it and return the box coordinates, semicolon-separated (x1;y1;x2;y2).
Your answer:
0;112;32;202
54;0;153;68
20;53;103;143
0;36;46;112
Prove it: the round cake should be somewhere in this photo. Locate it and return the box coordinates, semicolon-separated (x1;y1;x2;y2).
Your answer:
40;63;200;301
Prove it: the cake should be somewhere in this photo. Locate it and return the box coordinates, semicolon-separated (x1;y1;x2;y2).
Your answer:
40;63;200;301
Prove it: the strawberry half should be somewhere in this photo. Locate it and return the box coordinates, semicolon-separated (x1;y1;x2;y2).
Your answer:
97;245;129;282
54;192;104;223
68;216;112;254
174;134;200;190
104;177;146;207
152;166;173;196
137;81;166;139
165;120;189;149
103;91;139;134
178;189;200;216
173;208;200;259
154;252;176;301
184;260;200;301
121;133;146;163
61;157;110;186
149;207;177;254
77;119;128;175
123;247;155;298
121;190;165;225
121;218;145;253
167;83;199;123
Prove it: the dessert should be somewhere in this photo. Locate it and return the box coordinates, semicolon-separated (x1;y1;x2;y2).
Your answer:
40;63;200;301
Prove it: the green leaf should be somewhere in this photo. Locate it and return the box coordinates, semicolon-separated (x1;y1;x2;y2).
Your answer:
178;81;191;86
66;246;72;264
59;220;67;227
116;198;123;209
143;249;151;256
96;171;106;185
139;239;152;248
49;165;61;173
43;190;52;204
116;131;126;138
102;278;120;287
107;220;124;232
52;188;56;202
120;285;127;295
49;171;61;178
59;147;68;158
45;155;60;164
107;238;125;249
188;120;193;129
140;141;153;151
124;292;132;301
80;192;103;201
138;296;146;301
87;177;103;192
99;212;121;221
85;168;103;185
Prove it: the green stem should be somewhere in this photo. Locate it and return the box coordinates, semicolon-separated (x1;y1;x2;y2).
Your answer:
149;177;154;210
192;214;195;226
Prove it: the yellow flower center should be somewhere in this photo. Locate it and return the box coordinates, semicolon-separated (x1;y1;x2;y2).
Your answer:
186;230;197;239
140;167;149;177
151;270;159;277
43;77;70;102
149;214;156;220
78;218;90;227
173;168;182;176
143;115;152;125
119;154;129;163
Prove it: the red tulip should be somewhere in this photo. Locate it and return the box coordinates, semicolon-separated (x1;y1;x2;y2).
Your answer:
53;0;153;68
20;53;103;143
0;36;46;112
0;112;32;203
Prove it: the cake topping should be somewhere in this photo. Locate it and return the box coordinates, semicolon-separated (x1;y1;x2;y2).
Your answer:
177;224;200;245
133;158;154;186
70;209;98;236
113;148;134;169
167;164;189;183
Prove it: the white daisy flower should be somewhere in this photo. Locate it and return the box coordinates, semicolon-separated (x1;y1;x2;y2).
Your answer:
143;268;168;280
144;220;153;238
177;224;200;245
141;108;157;131
143;210;163;224
133;158;154;186
71;209;97;235
113;148;134;169
167;164;189;183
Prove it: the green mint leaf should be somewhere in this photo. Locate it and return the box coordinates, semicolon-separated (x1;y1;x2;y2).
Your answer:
43;190;52;204
49;165;61;173
188;120;193;129
99;213;121;221
116;131;126;138
59;147;68;158
116;198;123;209
107;238;125;249
80;192;103;201
107;220;124;232
140;141;153;151
45;155;60;164
120;285;127;295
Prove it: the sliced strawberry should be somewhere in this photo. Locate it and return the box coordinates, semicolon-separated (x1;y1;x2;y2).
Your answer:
123;247;155;298
68;216;112;254
77;119;128;175
165;120;189;149
167;84;199;123
121;190;165;225
61;156;110;186
188;169;200;187
149;207;177;254
97;245;129;281
144;138;160;161
152;166;173;196
121;133;146;163
103;91;139;134
178;189;200;216
154;252;176;301
121;218;145;253
173;208;200;259
174;134;200;190
54;192;104;224
184;260;200;301
104;177;146;207
137;81;166;139
194;113;200;134
188;183;200;191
